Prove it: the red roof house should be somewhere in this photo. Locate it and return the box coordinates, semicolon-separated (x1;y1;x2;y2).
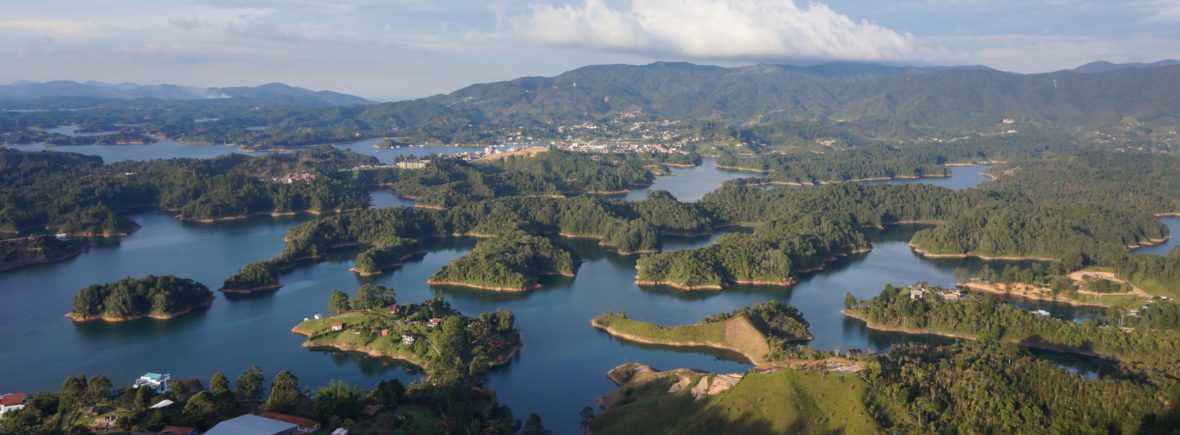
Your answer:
261;411;322;433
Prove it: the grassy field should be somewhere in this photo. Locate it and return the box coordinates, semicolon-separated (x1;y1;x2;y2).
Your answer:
593;313;726;344
591;368;880;434
294;311;429;367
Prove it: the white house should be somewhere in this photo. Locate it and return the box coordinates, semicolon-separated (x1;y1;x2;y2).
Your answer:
0;392;25;418
133;373;171;394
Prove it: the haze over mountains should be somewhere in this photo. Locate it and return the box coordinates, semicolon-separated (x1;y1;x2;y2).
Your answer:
5;59;1179;144
313;59;1180;142
0;81;372;106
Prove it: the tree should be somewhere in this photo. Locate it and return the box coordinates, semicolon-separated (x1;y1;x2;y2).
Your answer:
263;370;302;413
60;375;87;407
209;372;231;399
236;365;265;403
135;385;154;412
368;379;405;407
144;410;169;431
328;290;351;315
312;381;364;422
580;406;596;430
521;413;549;435
182;391;218;425
844;293;858;310
169;380;192;402
85;375;112;403
352;284;395;310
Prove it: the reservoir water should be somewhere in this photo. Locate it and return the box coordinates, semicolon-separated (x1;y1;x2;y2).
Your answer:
0;152;1098;433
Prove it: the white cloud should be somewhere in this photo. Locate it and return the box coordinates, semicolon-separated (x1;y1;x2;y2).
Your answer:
1139;0;1180;22
509;0;917;61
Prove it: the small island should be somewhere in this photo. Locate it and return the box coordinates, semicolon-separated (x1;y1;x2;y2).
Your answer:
350;237;422;276
592;301;813;365
219;261;282;294
635;218;869;290
67;275;214;322
292;285;521;377
0;235;87;272
427;232;577;291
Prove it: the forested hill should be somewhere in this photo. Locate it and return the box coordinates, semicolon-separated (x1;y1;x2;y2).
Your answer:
345;61;1180;138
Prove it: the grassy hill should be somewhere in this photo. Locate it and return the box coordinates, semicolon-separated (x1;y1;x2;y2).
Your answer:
590;367;880;435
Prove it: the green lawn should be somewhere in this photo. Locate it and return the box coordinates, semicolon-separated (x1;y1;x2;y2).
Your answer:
591;369;880;434
594;313;725;344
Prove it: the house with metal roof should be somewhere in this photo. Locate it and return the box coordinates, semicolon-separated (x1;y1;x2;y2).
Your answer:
206;414;298;435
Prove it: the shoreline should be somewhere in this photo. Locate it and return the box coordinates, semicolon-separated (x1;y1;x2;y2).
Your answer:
635;245;870;290
219;283;283;294
67;296;214;323
840;310;1119;362
348;250;429;277
424;278;547;291
178;207;363;223
291;324;521;371
590;318;761;365
908;242;1058;262
957;280;1111;308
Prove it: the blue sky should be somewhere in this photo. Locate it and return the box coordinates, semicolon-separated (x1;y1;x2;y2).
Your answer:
1;0;1178;100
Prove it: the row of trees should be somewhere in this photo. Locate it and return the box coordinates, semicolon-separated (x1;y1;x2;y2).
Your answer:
0;363;542;434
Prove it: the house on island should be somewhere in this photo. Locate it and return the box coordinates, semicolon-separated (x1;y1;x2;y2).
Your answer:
260;411;321;433
133;372;171;394
402;333;416;345
0;392;25;418
207;414;298;435
330;322;345;332
427;317;443;329
940;289;963;300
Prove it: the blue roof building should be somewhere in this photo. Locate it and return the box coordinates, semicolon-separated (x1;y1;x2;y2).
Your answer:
205;414;299;435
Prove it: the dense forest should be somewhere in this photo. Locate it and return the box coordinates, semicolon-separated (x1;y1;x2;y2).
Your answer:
220;261;282;293
69;275;214;321
428;232;577;290
0;147;373;235
350;150;668;208
864;342;1180;434
845;284;1180;366
636;216;868;289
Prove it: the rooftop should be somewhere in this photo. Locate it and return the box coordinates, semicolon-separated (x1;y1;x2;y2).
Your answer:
0;392;25;406
205;414;297;435
260;411;321;429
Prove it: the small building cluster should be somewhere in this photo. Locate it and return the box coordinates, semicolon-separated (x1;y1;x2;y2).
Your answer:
271;172;316;184
908;285;963;301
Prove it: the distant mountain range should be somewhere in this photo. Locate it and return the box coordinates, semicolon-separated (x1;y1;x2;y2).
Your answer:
329;59;1180;142
1070;60;1180;74
0;81;372;106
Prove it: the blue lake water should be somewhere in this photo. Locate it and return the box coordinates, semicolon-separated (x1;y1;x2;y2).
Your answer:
0;149;1106;434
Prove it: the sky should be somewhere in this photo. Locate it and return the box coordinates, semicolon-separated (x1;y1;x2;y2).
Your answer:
1;0;1178;100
